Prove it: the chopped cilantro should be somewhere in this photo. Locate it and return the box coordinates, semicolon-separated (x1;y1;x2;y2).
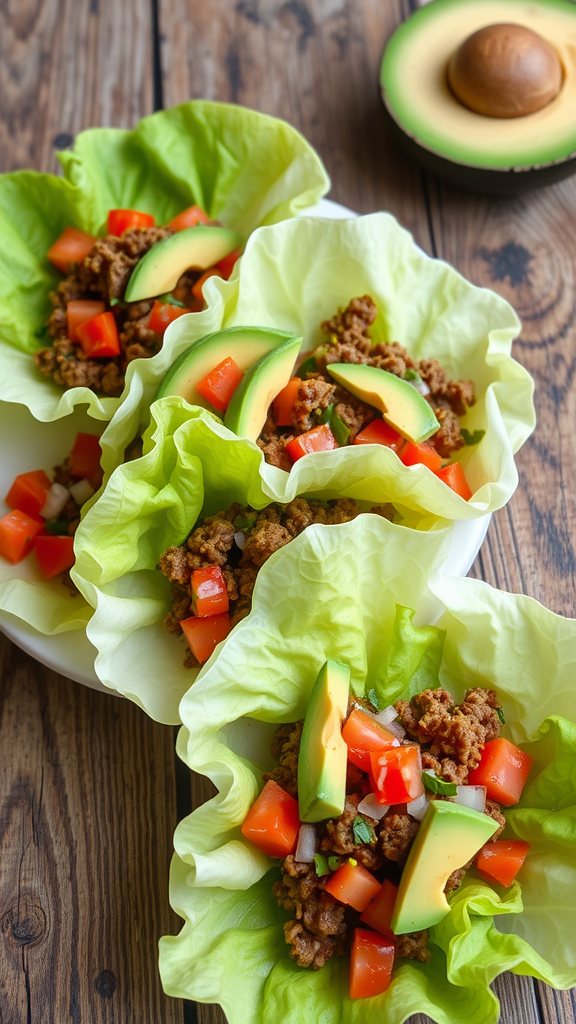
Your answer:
109;297;121;307
422;770;457;796
328;856;342;872
320;403;335;424
314;853;330;877
367;688;380;711
330;412;350;447
404;368;423;385
352;816;375;845
296;355;318;379
233;515;256;532
44;518;69;536
461;428;486;446
158;292;187;308
497;707;506;725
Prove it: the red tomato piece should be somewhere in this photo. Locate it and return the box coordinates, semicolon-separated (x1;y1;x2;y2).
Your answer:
241;780;300;858
215;246;243;280
47;226;96;273
148;299;189;335
354;419;404;452
342;708;400;772
167;204;211;231
180;611;232;664
192;267;224;303
400;440;442;473
477;839;530;887
468;738;533;807
0;510;43;564
69;432;103;490
360;879;398;936
324;859;382;912
76;311;121;358
285;424;338;463
107;209;155;235
370;744;424;805
6;470;51;519
34;535;75;580
273;377;301;427
435;462;473;500
196;356;244;414
67;299;106;343
191;565;230;617
350;928;396;1000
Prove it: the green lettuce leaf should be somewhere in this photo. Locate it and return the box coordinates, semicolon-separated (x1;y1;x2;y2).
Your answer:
158;531;576;1022
0;100;329;422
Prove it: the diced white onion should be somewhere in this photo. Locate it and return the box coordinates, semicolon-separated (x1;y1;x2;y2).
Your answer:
408;379;431;397
449;785;487;812
295;823;317;863
68;478;94;505
374;705;399;727
384;719;406;740
357;793;390;820
234;531;246;550
39;482;69;520
407;792;429;821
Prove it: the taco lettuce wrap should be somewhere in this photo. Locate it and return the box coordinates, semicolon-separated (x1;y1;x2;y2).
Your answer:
0;100;329;424
158;517;576;1023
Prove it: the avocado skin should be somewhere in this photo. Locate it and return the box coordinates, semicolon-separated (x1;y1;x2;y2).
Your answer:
391;799;499;935
125;225;242;302
224;334;302;442
326;362;439;445
297;660;350;824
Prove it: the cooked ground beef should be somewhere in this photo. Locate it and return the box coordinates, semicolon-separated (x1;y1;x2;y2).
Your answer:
273;857;348;969
263;721;303;798
159;497;395;666
34;226;202;395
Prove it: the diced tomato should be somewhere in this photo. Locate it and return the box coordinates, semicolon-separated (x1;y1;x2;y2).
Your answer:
285;424;338;462
0;510;43;564
370;744;424;805
342;708;400;772
350;928;395;1000
180;611;232;664
34;535;75;580
476;839;531;887
468;738;533;807
215;246;242;280
148;299;189;335
67;299;106;343
167;204;211;231
400;440;442;473
435;462;473;500
47;226;96;273
190;565;230;617
360;879;398;936
76;311;121;358
107;209;155;235
241;779;300;858
6;470;51;519
354;419;405;452
273;377;301;427
196;356;244;414
69;432;102;490
192;267;224;303
324;859;381;912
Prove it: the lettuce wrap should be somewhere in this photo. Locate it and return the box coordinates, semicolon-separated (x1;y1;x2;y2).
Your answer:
0;100;329;426
158;516;576;1023
72;397;444;723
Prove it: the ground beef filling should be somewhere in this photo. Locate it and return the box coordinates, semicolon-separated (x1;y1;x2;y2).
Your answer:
158;497;395;667
267;687;505;971
34;227;202;396
257;295;476;469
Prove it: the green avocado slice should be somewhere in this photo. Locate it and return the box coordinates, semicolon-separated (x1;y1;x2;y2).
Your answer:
124;225;242;302
156;327;297;410
391;799;499;935
326;362;439;444
298;660;350;823
224;334;302;442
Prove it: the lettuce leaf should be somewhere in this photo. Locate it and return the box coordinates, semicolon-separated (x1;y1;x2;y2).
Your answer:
158;531;576;1022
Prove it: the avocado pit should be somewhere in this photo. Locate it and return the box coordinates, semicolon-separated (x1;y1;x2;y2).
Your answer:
447;23;563;119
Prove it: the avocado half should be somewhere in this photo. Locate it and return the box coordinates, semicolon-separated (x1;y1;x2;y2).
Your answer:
380;0;576;194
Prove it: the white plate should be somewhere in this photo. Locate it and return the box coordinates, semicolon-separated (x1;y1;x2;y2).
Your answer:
0;199;490;692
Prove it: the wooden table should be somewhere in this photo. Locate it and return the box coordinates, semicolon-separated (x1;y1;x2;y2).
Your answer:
0;2;574;1022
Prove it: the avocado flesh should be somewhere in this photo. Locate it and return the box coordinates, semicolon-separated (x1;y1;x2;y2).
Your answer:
298;660;350;824
391;799;499;935
124;226;242;302
326;363;439;445
156;327;296;410
380;0;576;172
224;334;302;442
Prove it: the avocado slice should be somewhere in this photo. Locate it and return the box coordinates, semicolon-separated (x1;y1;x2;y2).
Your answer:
326;363;439;445
157;327;297;410
298;659;350;823
224;334;302;442
391;799;499;935
124;226;242;302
